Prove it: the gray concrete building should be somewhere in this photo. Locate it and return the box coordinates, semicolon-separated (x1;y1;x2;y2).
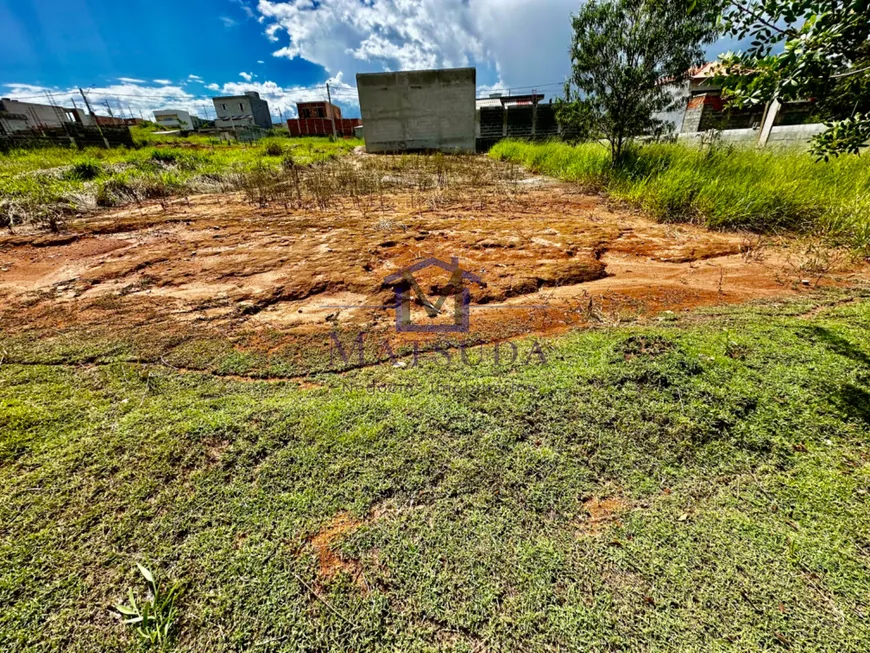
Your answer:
0;98;74;133
212;91;271;130
356;67;476;153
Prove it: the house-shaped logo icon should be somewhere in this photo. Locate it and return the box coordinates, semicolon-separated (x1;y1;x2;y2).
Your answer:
383;257;484;333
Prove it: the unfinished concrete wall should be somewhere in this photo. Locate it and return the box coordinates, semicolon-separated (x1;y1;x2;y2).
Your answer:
356;68;476;153
676;123;827;149
475;103;561;152
0;99;71;131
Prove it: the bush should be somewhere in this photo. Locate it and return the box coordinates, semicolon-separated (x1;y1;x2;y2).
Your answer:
95;178;133;207
64;160;102;181
150;149;179;164
264;141;284;157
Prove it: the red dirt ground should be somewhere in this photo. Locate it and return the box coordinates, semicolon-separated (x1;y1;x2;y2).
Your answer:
0;165;865;362
308;512;364;584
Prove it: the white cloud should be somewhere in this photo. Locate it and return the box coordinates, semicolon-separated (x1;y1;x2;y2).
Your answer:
233;0;256;19
118;77;146;83
188;74;204;82
239;72;254;82
2;73;359;123
256;0;578;95
2;81;207;120
220;16;239;28
153;79;172;85
257;60;265;64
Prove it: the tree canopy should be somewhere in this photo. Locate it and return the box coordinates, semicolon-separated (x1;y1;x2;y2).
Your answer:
556;0;720;164
717;0;870;158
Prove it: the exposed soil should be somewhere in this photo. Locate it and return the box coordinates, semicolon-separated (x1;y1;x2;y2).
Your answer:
578;496;629;536
0;158;865;366
308;513;364;586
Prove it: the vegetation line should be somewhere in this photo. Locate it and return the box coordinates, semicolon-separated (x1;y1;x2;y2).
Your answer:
490;139;870;254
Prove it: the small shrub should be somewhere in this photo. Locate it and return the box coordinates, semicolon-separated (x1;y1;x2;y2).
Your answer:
281;153;297;171
112;563;183;648
616;334;675;359
264;141;284;157
96;180;121;207
64;160;103;181
150;149;178;164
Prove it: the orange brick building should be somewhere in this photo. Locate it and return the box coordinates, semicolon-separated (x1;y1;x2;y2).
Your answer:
287;101;360;137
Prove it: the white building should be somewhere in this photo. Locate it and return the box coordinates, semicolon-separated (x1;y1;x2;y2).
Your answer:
153;109;195;131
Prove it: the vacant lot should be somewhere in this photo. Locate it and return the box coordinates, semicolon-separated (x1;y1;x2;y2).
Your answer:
1;150;869;651
1;152;865;376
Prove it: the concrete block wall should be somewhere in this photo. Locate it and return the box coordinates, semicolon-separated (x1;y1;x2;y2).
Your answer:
506;106;535;138
478;107;504;140
535;105;560;138
0;99;70;130
767;123;826;147
680;106;704;133
356;68;476;153
475;104;560;152
676;123;827;149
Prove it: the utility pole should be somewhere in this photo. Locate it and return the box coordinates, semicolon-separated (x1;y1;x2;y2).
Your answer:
79;87;110;148
326;83;337;138
531;87;538;139
104;100;114;118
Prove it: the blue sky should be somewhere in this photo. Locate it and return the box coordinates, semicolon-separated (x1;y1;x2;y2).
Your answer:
1;0;742;122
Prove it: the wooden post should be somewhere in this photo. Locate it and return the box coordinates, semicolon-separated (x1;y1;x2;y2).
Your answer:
79;88;110;148
757;98;780;148
326;83;338;138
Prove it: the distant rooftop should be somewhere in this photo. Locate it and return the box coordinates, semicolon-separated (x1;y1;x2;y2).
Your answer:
476;93;545;109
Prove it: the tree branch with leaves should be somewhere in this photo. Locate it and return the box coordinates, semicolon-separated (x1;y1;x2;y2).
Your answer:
717;0;870;159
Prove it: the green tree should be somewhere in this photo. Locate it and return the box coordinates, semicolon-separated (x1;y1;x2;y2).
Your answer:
717;0;870;159
557;0;720;164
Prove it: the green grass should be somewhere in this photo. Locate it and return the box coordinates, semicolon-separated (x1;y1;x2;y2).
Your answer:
1;293;869;650
490;140;870;252
0;136;361;225
129;123;293;147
